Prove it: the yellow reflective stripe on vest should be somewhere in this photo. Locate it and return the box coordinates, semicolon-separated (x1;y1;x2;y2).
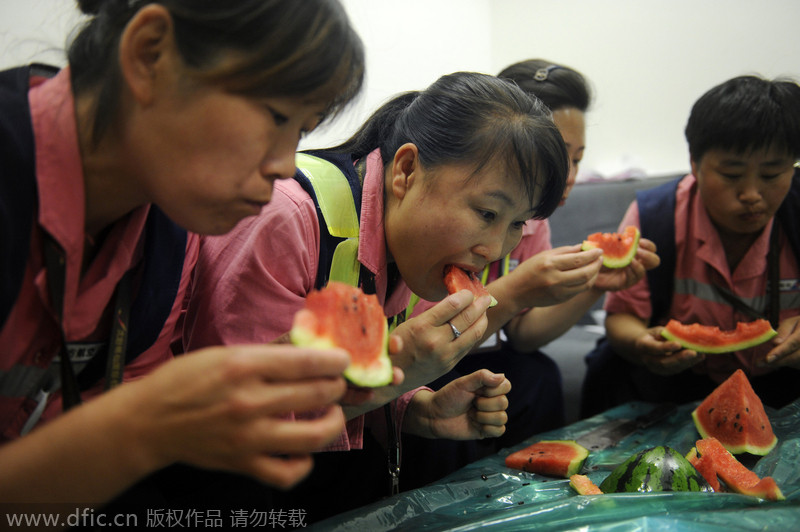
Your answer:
296;153;361;286
295;153;359;238
481;254;510;284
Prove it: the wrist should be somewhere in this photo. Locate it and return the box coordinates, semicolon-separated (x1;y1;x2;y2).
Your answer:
403;390;435;438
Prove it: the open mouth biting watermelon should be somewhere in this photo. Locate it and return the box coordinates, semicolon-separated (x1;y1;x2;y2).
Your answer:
290;281;392;388
444;265;498;306
580;225;640;269
504;440;589;478
691;369;777;455
661;319;777;354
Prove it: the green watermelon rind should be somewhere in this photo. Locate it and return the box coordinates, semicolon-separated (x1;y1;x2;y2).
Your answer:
580;226;641;269
290;312;393;388
598;446;713;494
691;406;777;456
661;321;777;354
505;439;590;478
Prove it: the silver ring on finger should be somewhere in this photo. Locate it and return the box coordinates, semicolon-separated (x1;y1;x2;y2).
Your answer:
448;321;461;340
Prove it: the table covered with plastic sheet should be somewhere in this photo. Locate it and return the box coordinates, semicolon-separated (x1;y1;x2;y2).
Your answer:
311;400;800;531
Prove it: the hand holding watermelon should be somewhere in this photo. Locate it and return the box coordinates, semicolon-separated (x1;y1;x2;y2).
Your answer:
605;314;706;376
759;314;800;368
403;369;511;440
497;244;604;308
593;236;660;292
388;289;492;392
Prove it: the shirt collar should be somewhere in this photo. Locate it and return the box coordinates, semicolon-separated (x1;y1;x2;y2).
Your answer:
358;148;411;314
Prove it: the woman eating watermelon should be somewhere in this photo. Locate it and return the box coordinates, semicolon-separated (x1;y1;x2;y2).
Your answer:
180;71;567;521
0;0;370;516
401;59;661;490
581;74;800;418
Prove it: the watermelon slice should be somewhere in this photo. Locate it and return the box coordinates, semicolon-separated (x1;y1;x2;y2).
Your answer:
290;281;392;388
688;437;784;501
504;440;589;478
569;474;603;495
691;369;777;455
580;225;640;268
685;447;721;491
444;265;498;306
661;319;777;354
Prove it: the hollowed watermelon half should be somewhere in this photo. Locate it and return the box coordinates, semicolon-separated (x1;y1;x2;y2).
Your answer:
290;281;392;388
598;446;712;494
687;437;784;501
444;265;497;306
661;319;777;354
691;369;777;455
504;440;589;478
580;225;640;268
569;474;603;495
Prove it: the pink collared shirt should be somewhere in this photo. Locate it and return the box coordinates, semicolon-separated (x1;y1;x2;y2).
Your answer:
0;68;197;439
183;149;421;450
605;174;800;382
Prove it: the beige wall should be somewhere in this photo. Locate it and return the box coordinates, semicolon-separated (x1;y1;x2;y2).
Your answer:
2;0;798;178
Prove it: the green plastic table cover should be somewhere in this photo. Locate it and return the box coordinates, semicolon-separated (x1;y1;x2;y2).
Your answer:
311;400;800;531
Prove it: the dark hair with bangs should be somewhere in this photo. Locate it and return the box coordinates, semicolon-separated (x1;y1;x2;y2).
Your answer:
329;71;568;220
685;75;800;163
69;0;364;146
498;58;591;113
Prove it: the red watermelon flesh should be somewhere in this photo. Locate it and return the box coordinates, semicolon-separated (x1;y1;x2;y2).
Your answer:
504;440;589;478
661;319;777;354
444;265;497;306
691;369;777;455
290;281;392;388
569;474;603;495
580;225;640;269
691;437;784;501
685;447;721;491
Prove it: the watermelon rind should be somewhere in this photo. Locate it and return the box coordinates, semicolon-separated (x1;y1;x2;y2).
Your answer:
599;446;712;494
289;283;393;388
504;440;589;478
581;226;640;269
569;474;603;495
691;437;785;501
661;319;777;354
342;320;391;387
290;318;392;388
691;369;777;456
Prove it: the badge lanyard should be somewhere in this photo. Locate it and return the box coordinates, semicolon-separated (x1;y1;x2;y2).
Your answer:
710;221;781;328
41;234;130;411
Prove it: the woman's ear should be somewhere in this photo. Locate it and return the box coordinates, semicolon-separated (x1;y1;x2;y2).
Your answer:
118;5;175;107
690;158;699;178
389;143;420;200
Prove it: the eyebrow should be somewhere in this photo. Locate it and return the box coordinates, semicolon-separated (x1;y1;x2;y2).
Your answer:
484;190;516;206
485;190;538;217
718;158;792;167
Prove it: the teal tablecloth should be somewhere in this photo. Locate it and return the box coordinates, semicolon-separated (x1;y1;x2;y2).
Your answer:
312;400;800;531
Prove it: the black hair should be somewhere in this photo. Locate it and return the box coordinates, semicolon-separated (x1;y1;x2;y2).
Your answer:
330;71;568;220
497;59;591;113
685;75;800;162
69;0;364;146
